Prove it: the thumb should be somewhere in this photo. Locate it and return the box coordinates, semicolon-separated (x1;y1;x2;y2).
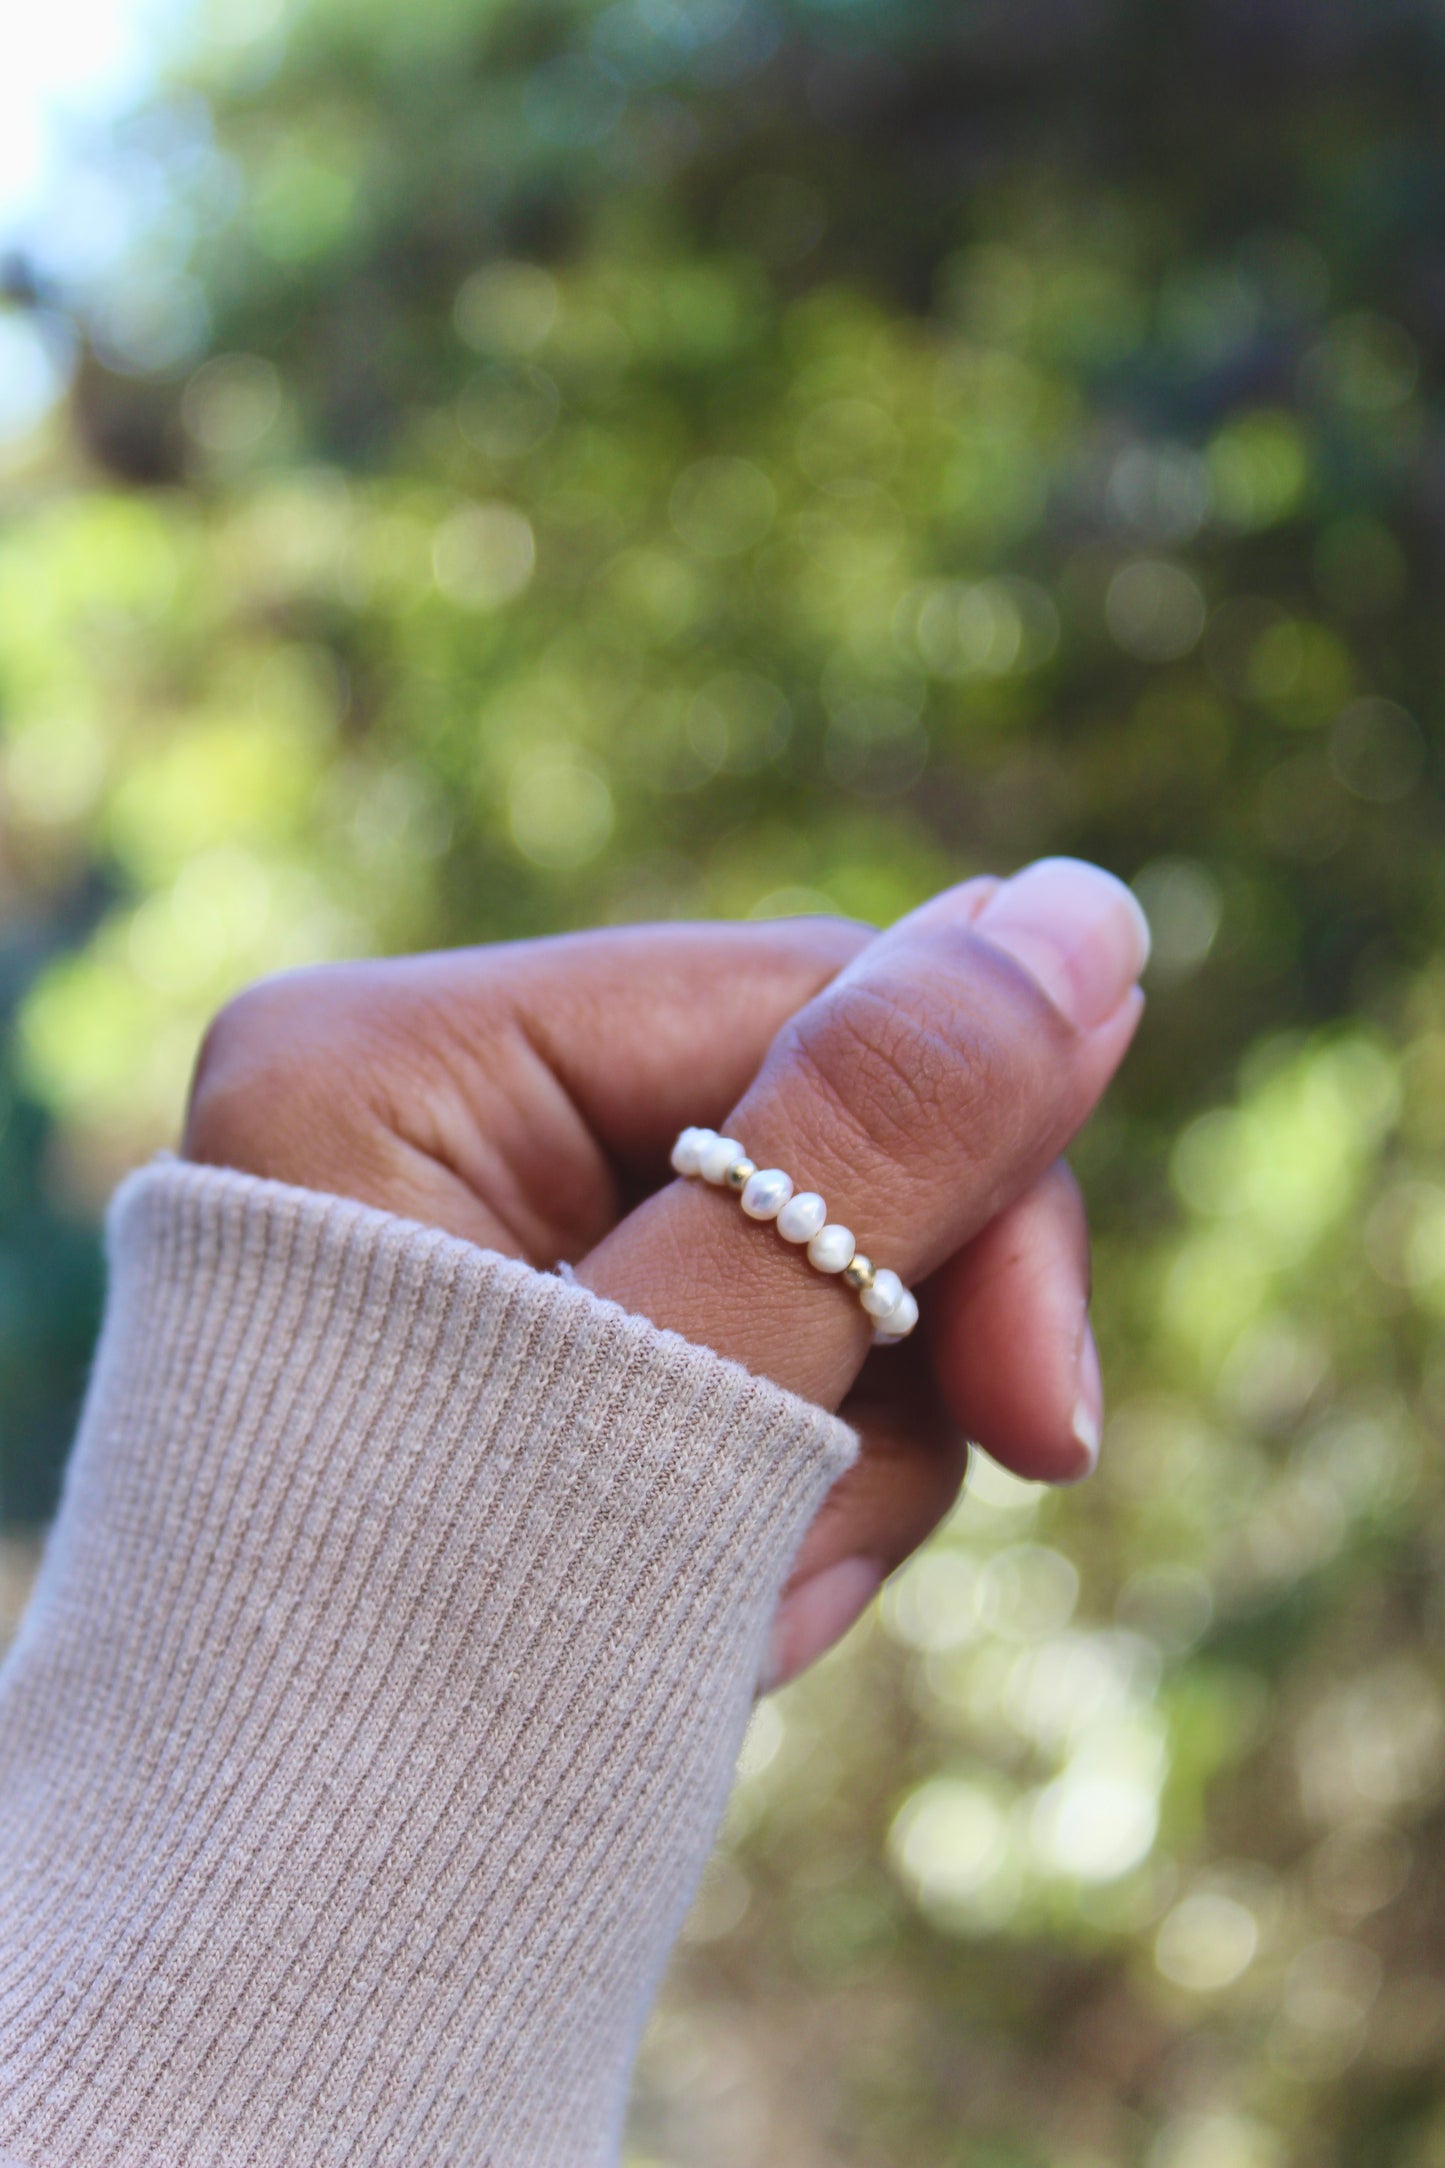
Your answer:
577;858;1147;1409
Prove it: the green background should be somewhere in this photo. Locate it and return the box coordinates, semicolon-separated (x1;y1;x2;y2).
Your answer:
3;0;1445;2159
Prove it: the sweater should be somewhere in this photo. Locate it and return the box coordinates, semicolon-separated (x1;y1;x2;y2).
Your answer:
0;1159;857;2166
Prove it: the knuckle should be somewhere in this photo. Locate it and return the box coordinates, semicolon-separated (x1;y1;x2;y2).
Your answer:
808;987;953;1143
788;968;1041;1182
192;976;283;1073
184;966;352;1167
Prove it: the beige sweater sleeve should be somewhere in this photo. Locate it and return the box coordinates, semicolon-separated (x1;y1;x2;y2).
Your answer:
0;1160;857;2167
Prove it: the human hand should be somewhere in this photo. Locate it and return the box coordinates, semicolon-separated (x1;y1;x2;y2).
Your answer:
184;858;1147;1688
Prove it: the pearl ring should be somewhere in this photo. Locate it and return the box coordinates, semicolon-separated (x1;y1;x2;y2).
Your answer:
669;1127;919;1344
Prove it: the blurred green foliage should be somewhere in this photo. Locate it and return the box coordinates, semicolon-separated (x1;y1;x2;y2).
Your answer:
4;0;1445;2159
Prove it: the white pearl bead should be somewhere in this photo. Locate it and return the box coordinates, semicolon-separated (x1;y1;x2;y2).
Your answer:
807;1224;855;1273
741;1168;793;1220
860;1267;904;1319
700;1135;746;1184
671;1127;710;1176
879;1287;919;1339
776;1191;826;1243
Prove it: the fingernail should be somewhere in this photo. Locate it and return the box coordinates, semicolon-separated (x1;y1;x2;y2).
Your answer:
1064;1316;1103;1482
976;857;1151;1030
760;1556;884;1693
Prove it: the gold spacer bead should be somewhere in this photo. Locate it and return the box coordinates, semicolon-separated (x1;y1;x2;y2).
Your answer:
724;1157;756;1192
843;1253;876;1294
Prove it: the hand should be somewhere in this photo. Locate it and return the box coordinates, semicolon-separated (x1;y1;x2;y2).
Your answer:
183;858;1148;1689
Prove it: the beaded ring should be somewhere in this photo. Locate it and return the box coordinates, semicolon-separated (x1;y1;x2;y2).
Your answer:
670;1126;919;1345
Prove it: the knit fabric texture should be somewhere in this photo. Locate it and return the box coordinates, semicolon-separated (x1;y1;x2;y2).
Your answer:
0;1160;857;2166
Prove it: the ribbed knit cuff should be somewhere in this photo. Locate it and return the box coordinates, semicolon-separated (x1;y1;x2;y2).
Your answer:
0;1161;857;2168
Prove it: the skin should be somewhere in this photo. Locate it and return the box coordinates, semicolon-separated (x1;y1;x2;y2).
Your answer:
184;877;1144;1686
